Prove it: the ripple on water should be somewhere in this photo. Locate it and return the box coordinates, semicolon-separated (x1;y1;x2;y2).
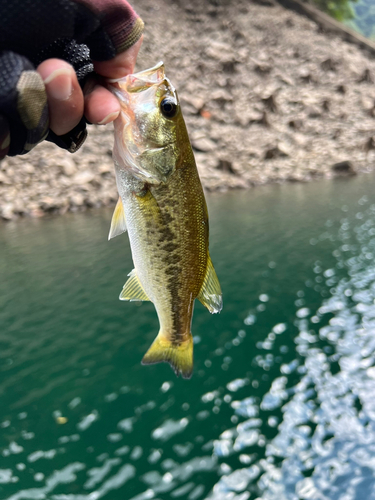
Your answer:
5;186;375;500
205;200;375;500
151;418;189;442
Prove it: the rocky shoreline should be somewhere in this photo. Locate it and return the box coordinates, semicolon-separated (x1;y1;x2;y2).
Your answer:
1;0;375;220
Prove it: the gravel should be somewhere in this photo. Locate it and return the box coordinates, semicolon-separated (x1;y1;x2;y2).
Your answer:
1;0;375;220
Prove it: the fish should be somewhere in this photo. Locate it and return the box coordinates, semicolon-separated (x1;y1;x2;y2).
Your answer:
108;62;222;379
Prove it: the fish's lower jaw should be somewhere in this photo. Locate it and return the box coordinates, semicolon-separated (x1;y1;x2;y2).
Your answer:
141;333;193;379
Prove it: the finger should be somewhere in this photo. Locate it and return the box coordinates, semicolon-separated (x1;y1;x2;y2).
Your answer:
84;84;120;125
93;36;143;79
37;59;84;136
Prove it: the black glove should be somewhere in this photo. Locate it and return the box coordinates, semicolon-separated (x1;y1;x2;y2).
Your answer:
0;0;143;157
0;45;91;156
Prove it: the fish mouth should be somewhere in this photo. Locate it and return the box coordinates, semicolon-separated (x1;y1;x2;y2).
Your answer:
108;61;167;94
108;61;164;84
108;61;176;103
130;61;165;85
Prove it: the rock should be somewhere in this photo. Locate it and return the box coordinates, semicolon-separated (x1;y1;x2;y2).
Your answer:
58;157;77;177
222;59;237;73
331;161;356;176
205;41;233;61
1;0;375;218
358;68;374;83
336;84;346;94
1;203;14;220
38;157;49;169
364;137;375;152
207;5;218;16
73;171;95;185
307;106;322;119
264;143;290;160
22;162;36;174
216;159;237;175
13;199;26;214
298;68;315;83
253;60;272;74
84;198;95;208
210;89;233;105
182;95;205;113
217;76;233;89
277;74;294;86
249;111;270;127
39;197;60;212
98;165;112;175
29;206;45;218
59;176;72;187
322;99;330;112
262;94;278;113
278;142;292;156
320;58;338;72
191;137;217;153
0;172;11;185
288;119;303;130
70;194;84;206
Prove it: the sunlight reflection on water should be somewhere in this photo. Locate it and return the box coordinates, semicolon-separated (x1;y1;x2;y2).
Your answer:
207;200;375;500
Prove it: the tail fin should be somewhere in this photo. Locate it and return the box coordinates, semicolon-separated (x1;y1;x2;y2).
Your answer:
141;333;193;379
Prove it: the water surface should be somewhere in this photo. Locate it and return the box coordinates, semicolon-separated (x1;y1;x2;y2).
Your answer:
1;175;375;499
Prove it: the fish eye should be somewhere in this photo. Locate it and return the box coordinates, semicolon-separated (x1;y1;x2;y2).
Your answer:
160;97;178;119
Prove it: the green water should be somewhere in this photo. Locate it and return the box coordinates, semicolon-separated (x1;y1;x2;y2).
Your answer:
2;175;375;499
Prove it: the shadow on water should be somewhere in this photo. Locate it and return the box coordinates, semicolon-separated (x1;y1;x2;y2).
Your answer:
1;174;375;499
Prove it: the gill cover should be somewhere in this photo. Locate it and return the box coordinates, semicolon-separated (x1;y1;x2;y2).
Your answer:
109;62;180;184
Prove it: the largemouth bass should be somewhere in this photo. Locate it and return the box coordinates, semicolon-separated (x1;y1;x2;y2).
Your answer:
108;62;222;379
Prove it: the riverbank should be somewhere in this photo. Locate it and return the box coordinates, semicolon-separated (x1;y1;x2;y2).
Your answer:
1;0;375;220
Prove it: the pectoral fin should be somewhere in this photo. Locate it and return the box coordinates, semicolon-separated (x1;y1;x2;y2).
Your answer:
108;197;127;240
120;269;150;301
198;254;223;314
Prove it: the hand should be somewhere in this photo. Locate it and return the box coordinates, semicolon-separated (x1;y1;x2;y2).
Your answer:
37;37;143;137
0;0;144;157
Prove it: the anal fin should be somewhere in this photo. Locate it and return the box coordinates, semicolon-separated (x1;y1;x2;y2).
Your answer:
120;269;150;301
108;197;127;240
197;254;223;313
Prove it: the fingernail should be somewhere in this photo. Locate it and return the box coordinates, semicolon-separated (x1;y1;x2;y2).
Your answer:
98;111;119;125
43;68;73;100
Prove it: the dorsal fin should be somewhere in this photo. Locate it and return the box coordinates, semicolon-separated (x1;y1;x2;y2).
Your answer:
108;197;127;240
119;269;150;301
197;254;222;314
